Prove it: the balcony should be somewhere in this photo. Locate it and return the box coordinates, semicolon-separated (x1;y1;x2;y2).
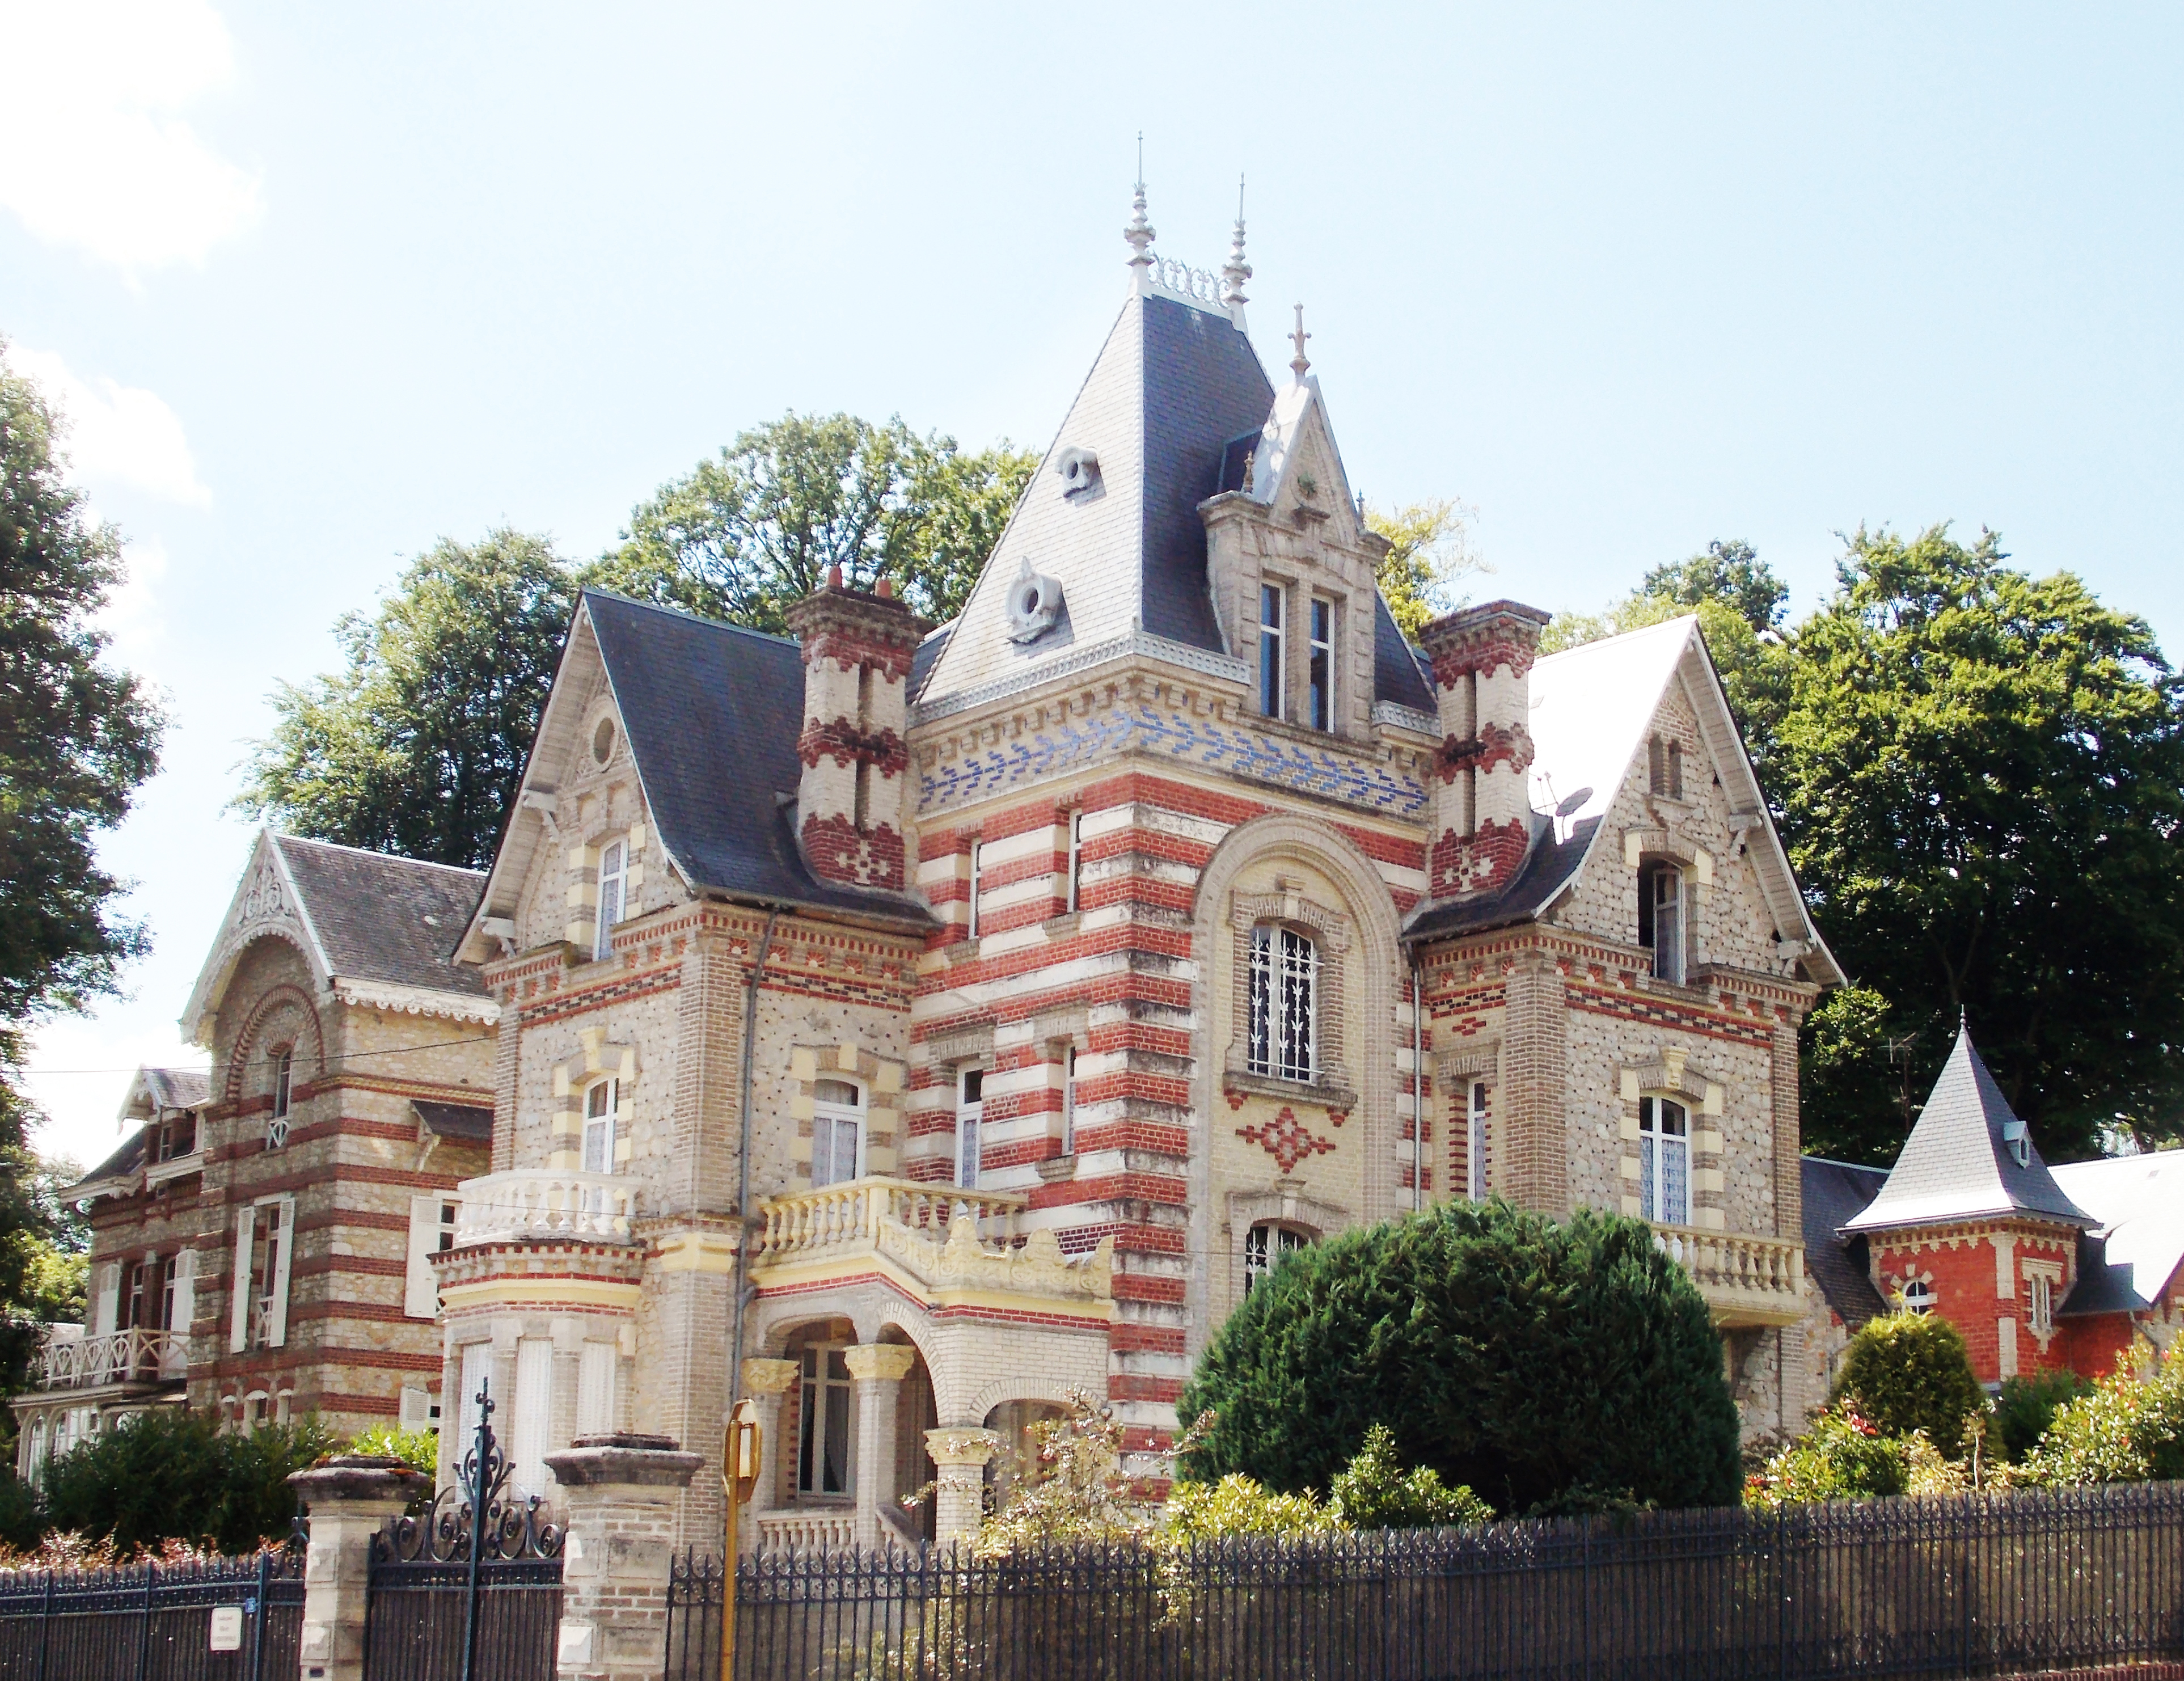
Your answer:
1654;1226;1805;1327
452;1170;639;1247
38;1327;186;1390
750;1177;1113;1312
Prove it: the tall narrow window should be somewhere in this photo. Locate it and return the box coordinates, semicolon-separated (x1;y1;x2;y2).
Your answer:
1666;740;1684;800
582;1079;618;1175
956;1069;984;1189
798;1345;852;1497
594;839;627;961
1061;1046;1078;1155
1467;1082;1489;1201
1639;863;1685;986
1066;811;1084;913
2030;1273;2055;1337
967;842;983;939
1247;924;1317;1082
1258;583;1286;720
812;1078;863;1188
125;1258;149;1331
1243;1222;1308;1293
268;1048;293;1148
1308;598;1333;731
249;1200;293;1350
1638;1096;1690;1226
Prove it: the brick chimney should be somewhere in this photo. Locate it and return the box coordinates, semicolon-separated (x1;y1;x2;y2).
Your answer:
1417;601;1552;900
783;571;925;893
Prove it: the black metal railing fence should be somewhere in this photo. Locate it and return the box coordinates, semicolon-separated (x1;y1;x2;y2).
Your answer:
0;1549;305;1681
666;1480;2184;1681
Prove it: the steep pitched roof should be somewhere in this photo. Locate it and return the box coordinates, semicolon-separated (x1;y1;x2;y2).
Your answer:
2052;1152;2184;1316
1843;1027;2095;1234
1372;596;1437;716
1802;1157;1890;1327
120;1066;210;1120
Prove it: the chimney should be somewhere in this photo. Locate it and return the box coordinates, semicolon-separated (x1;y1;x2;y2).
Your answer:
1417;601;1552;900
783;576;926;892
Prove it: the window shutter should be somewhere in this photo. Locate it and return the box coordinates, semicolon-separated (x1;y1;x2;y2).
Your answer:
167;1249;196;1363
267;1198;295;1347
577;1342;615;1435
229;1210;255;1351
399;1386;432;1430
511;1338;553;1495
458;1342;492;1446
405;1195;442;1319
92;1262;120;1336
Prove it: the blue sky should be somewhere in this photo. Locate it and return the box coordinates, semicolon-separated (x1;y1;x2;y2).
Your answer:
8;1;2183;1164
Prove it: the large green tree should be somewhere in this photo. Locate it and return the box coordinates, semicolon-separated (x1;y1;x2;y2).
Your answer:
234;530;577;870
593;412;1035;632
1363;498;1488;640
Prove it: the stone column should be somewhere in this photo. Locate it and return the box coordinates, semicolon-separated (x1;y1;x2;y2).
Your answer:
739;1357;798;1548
288;1455;429;1681
923;1427;999;1547
547;1431;704;1681
844;1345;916;1548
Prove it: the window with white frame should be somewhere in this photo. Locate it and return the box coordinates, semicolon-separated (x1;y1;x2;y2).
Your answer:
405;1196;459;1319
229;1197;294;1352
268;1048;294;1148
1638;1096;1691;1226
967;842;983;939
1061;1046;1078;1156
956;1068;983;1188
581;1078;619;1175
797;1344;852;1497
1467;1081;1489;1201
1066;810;1084;913
1259;583;1286;720
1901;1278;1937;1315
2030;1272;2055;1337
1308;598;1333;731
1247;924;1317;1083
811;1078;863;1188
1638;861;1686;986
594;838;627;961
1243;1222;1309;1293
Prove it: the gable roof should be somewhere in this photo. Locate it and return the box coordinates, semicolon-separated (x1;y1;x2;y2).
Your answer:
1802;1156;1891;1327
1842;1026;2094;1234
120;1066;210;1121
2052;1152;2184;1316
183;830;494;1044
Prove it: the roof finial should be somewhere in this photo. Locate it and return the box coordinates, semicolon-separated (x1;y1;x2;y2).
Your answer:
1289;303;1312;384
1220;174;1251;320
1124;136;1155;286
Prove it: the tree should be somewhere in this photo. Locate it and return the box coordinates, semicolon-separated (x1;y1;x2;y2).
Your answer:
234;530;578;871
1831;1311;1986;1460
1363;498;1487;640
39;1409;336;1555
593;413;1034;633
1179;1199;1742;1516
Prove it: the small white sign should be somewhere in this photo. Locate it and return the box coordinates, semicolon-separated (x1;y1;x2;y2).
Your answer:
209;1606;244;1652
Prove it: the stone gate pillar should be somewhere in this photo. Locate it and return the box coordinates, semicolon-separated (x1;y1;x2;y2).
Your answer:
288;1455;429;1681
547;1432;704;1681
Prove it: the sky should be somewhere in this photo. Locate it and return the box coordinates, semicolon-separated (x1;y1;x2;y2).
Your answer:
7;2;2184;1169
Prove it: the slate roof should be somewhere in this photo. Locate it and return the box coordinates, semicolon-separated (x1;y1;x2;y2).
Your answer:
1842;1027;2094;1234
1372;596;1438;715
274;836;488;996
2052;1152;2184;1316
1802;1158;1891;1328
137;1067;209;1112
1405;818;1600;940
69;1128;146;1198
413;1100;493;1143
586;590;930;927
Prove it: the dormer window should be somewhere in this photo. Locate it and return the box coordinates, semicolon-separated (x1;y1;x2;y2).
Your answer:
1308;598;1333;731
1638;861;1685;985
1259;584;1286;720
1247;923;1317;1083
594;839;627;961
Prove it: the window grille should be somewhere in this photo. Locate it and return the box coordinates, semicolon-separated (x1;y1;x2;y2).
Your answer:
1248;924;1317;1082
812;1078;863;1188
1244;1222;1309;1293
1639;1096;1691;1226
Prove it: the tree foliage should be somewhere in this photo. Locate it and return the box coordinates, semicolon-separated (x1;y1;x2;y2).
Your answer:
2021;1348;2184;1486
39;1409;336;1555
1178;1199;1742;1516
1364;499;1488;640
593;412;1034;633
234;530;578;870
1830;1311;1986;1460
1995;1369;2093;1462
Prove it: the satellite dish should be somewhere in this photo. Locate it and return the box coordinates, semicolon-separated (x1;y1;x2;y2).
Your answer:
1554;787;1593;818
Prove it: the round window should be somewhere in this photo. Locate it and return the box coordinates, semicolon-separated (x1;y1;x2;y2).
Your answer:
592;717;616;765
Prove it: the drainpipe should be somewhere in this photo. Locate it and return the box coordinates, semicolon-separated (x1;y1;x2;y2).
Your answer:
727;908;782;1418
1411;954;1425;1214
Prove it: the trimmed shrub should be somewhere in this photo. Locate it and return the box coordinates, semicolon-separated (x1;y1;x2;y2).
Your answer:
1831;1312;1984;1459
1179;1198;1742;1514
41;1408;336;1555
1995;1369;2093;1461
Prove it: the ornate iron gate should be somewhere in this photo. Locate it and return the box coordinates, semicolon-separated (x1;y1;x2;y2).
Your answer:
361;1382;562;1681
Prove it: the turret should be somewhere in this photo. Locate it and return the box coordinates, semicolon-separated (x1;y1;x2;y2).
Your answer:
1418;600;1552;899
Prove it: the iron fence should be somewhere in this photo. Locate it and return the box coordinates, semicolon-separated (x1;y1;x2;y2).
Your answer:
0;1549;305;1681
666;1480;2184;1681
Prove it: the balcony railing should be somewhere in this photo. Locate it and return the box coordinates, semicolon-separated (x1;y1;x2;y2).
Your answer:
39;1327;185;1389
452;1169;639;1246
1653;1224;1805;1327
757;1178;1026;1261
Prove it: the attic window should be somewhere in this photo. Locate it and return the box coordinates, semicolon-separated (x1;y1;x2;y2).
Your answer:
592;718;616;766
2003;1118;2031;1168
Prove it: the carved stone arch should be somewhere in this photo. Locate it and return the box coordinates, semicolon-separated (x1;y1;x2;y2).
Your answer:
1186;812;1403;1362
753;1305;858;1358
965;1374;1082;1429
872;1310;941;1390
222;978;327;1104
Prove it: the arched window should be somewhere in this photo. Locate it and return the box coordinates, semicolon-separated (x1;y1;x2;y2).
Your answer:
1638;1096;1690;1226
1247;924;1317;1082
1243;1222;1310;1293
268;1047;294;1148
811;1079;863;1188
582;1079;618;1175
594;839;627;961
1637;862;1685;985
26;1418;45;1487
1901;1278;1937;1315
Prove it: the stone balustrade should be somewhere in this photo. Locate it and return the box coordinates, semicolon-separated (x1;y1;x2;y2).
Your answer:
39;1326;185;1388
757;1176;1023;1258
453;1169;639;1246
1653;1224;1805;1327
754;1508;856;1552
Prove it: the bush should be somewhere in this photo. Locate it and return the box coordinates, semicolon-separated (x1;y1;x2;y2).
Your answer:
347;1424;439;1479
1328;1424;1493;1530
41;1408;336;1555
1163;1475;1338;1544
1179;1199;1742;1514
1995;1370;2093;1461
1832;1312;1984;1459
1745;1406;1907;1507
2024;1346;2184;1486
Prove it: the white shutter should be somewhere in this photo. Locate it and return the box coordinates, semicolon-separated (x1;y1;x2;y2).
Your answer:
92;1262;120;1336
229;1209;255;1351
577;1342;615;1436
511;1338;552;1496
164;1250;196;1376
458;1342;492;1447
267;1198;295;1348
405;1195;442;1319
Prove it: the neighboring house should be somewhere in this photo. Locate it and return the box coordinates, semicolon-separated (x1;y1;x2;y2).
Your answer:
440;193;1843;1556
1801;1025;2184;1390
11;833;496;1483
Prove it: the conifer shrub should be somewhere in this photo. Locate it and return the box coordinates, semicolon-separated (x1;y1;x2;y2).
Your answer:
1830;1312;1984;1459
1995;1369;2093;1461
1178;1198;1743;1514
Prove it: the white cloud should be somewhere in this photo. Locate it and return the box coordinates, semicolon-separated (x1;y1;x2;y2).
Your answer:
0;0;261;273
2;343;211;506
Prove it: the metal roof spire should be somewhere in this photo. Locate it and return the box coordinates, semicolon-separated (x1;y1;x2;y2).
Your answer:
1124;136;1155;289
1289;303;1312;384
1220;174;1252;325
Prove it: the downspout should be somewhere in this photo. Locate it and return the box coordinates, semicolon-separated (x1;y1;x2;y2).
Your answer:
727;907;782;1418
1411;953;1425;1214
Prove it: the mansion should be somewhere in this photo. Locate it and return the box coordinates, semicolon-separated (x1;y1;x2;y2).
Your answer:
20;193;1849;1549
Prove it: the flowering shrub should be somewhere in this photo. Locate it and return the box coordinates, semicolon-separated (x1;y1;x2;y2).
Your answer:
2022;1345;2184;1486
1745;1407;1908;1507
1164;1475;1338;1544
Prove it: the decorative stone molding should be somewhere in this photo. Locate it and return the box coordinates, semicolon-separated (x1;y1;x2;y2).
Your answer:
332;978;500;1025
842;1344;918;1383
1434;1037;1501;1085
741;1357;798;1396
914;628;1251;726
786;1042;904;1181
1221;1068;1358;1116
922;1022;996;1068
1371;700;1440;738
1227;1182;1349;1240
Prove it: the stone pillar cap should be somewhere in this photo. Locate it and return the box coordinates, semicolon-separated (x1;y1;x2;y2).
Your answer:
547;1435;704;1488
288;1454;430;1506
924;1426;1002;1467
